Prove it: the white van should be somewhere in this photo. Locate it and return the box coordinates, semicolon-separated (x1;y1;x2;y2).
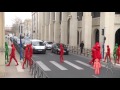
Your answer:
30;39;46;54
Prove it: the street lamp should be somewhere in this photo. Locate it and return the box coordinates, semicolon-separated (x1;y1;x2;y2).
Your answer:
102;28;106;59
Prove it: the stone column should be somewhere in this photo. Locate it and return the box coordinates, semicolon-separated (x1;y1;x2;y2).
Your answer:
0;12;5;74
41;12;45;40
82;12;92;49
54;12;60;43
44;12;50;41
0;12;5;50
100;12;115;54
69;12;77;46
49;12;54;42
61;12;68;45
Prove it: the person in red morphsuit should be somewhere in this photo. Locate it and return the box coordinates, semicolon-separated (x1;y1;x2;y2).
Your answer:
117;45;120;64
93;58;101;75
89;45;96;65
6;44;19;66
104;45;111;62
95;42;102;62
22;44;29;69
60;43;64;63
29;43;33;66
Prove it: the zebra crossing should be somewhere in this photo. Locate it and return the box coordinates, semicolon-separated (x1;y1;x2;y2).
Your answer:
35;60;96;71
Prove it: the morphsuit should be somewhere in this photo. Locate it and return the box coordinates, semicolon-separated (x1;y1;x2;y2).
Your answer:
6;44;19;66
60;44;64;63
28;44;33;66
104;45;111;62
95;42;101;62
89;45;96;65
22;45;29;69
5;42;9;63
93;59;101;75
113;43;118;64
117;45;120;64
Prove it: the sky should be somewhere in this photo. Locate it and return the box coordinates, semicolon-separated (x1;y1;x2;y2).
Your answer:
5;12;32;27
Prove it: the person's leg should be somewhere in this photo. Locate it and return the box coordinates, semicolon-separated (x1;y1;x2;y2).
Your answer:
6;52;9;61
6;56;13;66
13;56;19;66
22;58;27;69
104;54;107;62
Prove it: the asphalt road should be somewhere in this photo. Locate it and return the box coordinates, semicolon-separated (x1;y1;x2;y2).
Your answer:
32;50;120;78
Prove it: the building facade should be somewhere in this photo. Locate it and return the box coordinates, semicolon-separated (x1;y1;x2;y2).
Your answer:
32;12;120;56
23;19;32;38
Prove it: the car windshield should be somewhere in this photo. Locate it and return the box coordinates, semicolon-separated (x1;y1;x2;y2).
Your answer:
32;41;44;46
47;42;53;44
57;44;67;48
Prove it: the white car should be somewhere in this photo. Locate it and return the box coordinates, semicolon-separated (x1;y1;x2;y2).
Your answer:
31;39;46;54
44;41;53;50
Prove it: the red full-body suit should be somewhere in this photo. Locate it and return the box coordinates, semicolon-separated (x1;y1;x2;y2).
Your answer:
117;45;120;64
29;44;33;66
60;44;64;63
6;44;19;66
89;45;96;65
93;59;101;75
104;45;111;62
22;45;29;69
95;42;102;62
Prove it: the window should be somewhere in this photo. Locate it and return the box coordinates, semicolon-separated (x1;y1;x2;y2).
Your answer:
77;12;83;21
92;12;100;18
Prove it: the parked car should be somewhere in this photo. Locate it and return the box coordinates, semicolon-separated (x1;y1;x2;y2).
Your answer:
22;40;31;49
31;39;46;54
51;43;69;55
44;41;53;50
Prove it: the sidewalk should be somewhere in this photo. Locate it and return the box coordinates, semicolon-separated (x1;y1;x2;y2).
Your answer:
0;40;32;78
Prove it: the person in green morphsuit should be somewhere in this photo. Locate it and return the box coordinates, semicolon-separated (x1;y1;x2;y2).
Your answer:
113;43;118;64
5;42;9;63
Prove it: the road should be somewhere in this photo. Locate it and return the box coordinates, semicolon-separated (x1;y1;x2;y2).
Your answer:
32;50;120;78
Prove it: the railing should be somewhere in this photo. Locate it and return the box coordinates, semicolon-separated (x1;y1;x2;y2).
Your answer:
66;45;92;58
13;41;49;78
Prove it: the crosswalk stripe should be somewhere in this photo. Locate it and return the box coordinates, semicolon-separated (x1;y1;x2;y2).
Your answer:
75;60;93;69
36;61;51;71
50;61;68;70
64;60;84;70
16;62;24;72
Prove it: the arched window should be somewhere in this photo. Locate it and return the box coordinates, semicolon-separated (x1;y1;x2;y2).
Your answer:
115;12;120;14
92;12;100;18
60;12;62;24
77;12;83;21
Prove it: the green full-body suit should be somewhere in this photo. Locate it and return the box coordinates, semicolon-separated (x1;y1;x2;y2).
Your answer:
113;43;118;64
5;42;9;63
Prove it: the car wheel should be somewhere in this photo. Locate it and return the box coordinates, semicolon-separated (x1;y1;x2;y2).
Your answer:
43;51;46;54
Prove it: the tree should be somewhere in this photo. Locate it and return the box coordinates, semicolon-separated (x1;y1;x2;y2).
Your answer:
11;17;22;36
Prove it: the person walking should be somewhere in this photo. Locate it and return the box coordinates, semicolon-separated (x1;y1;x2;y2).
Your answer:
80;41;84;54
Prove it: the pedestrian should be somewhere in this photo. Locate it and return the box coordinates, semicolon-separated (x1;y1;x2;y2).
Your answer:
5;42;9;64
89;45;96;65
104;45;111;62
60;43;64;63
80;41;84;54
22;44;29;69
116;45;120;64
29;43;33;66
6;44;19;66
93;58;101;75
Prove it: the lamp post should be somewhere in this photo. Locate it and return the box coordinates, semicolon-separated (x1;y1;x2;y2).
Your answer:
102;28;106;59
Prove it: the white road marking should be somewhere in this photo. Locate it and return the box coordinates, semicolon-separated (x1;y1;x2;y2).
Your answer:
92;75;99;78
16;62;24;72
76;60;93;69
50;61;68;70
64;60;84;70
36;61;51;71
